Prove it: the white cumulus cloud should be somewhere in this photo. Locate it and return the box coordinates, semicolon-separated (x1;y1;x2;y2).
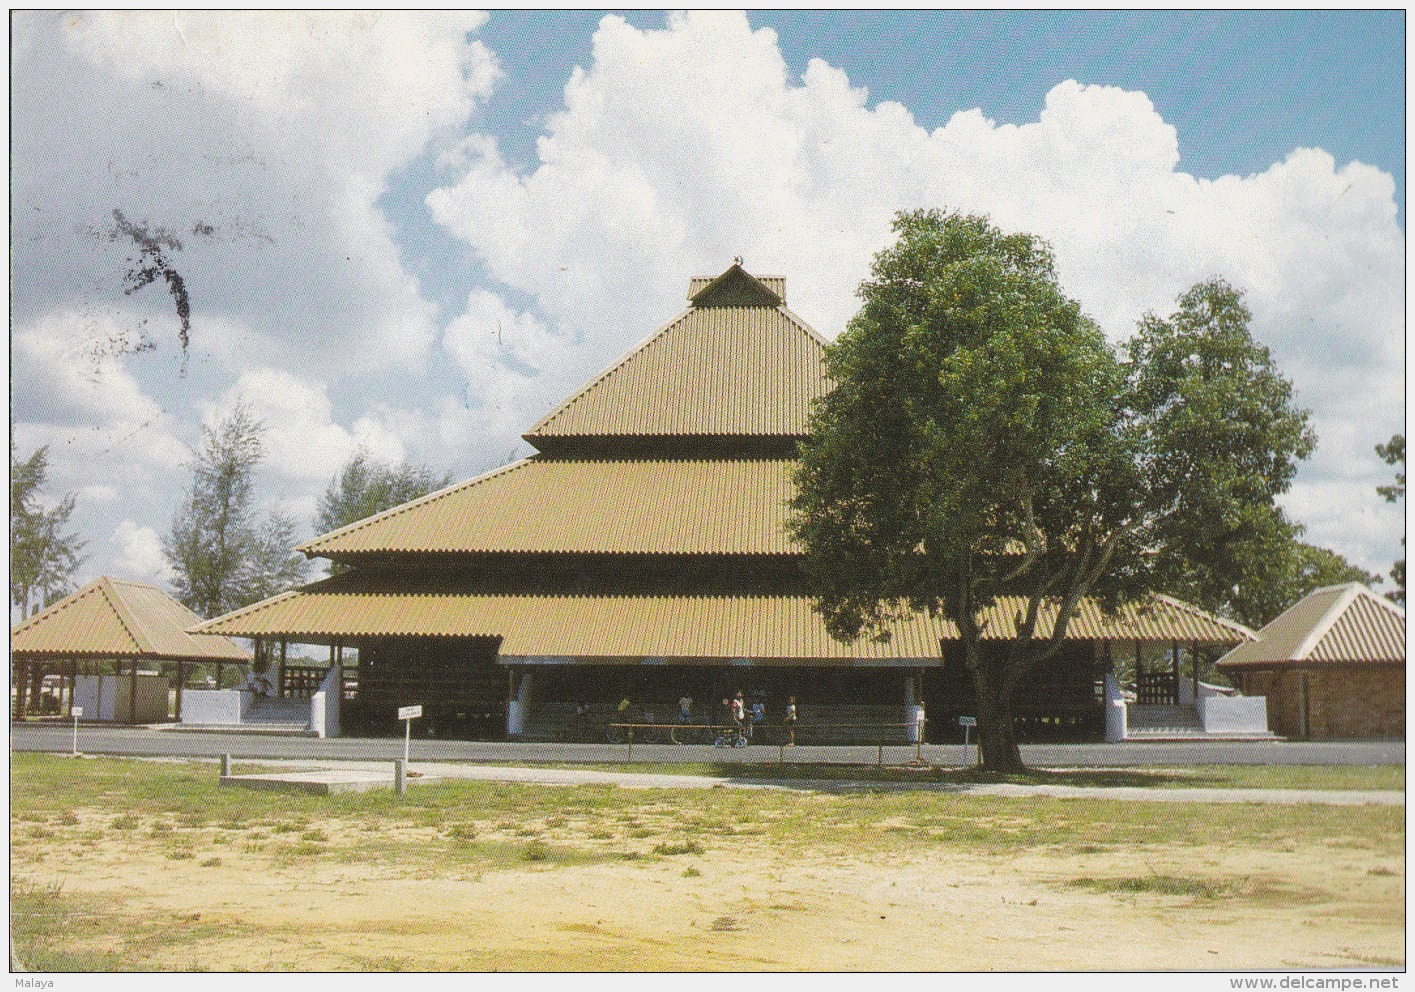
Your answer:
428;10;1404;573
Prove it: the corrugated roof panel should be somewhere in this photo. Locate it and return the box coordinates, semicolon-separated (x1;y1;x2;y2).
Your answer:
194;588;1249;658
301;458;800;557
1309;589;1406;663
524;300;829;440
1219;583;1406;667
12;577;251;661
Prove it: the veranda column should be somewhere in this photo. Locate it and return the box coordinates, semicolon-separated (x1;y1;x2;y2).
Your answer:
174;661;185;723
1192;641;1200;702
1171;640;1180;704
128;658;138;724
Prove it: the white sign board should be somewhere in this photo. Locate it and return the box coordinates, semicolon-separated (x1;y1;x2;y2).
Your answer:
398;705;423;721
71;706;84;717
957;716;977;727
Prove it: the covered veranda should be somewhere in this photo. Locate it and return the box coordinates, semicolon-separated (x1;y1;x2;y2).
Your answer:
193;578;1255;742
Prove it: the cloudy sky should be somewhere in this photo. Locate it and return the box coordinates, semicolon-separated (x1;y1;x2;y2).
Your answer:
10;10;1406;604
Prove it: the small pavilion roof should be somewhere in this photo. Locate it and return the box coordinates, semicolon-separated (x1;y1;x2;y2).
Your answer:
1218;583;1406;668
11;576;251;662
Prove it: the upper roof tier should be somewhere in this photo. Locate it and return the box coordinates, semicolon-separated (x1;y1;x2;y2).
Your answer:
524;264;829;452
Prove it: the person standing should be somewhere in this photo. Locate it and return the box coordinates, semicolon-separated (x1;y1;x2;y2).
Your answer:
678;693;693;725
784;695;798;746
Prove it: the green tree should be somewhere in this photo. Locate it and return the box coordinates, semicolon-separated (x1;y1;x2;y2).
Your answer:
10;444;86;617
1376;433;1404;604
314;451;450;573
1158;507;1377;628
163;403;308;618
790;210;1314;771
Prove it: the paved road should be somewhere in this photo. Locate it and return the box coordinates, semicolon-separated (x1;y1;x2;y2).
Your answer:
10;723;1405;766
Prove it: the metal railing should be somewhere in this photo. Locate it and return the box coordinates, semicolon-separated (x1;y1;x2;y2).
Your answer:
608;721;927;765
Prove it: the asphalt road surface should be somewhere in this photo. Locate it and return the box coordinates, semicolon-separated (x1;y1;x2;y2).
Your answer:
9;723;1405;766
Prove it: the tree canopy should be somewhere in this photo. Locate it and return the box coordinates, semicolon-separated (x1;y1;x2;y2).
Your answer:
1376;433;1405;603
10;444;86;618
791;209;1315;771
163;404;308;618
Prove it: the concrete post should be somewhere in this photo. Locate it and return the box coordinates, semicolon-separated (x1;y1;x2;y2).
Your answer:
220;753;231;776
394;759;406;796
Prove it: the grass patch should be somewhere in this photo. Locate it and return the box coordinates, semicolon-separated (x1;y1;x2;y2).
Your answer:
653;840;705;856
10;881;125;971
682;867;702;877
1068;875;1244;899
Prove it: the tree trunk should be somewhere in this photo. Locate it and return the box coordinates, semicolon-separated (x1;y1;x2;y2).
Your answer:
959;626;1026;773
972;670;1024;772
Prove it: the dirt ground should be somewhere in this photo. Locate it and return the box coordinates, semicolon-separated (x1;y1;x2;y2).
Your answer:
11;808;1405;971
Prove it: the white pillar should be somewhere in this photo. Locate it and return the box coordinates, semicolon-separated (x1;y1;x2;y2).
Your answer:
507;670;532;736
1104;672;1127;742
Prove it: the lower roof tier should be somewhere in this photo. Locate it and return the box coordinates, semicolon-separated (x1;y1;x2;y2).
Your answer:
192;586;1253;659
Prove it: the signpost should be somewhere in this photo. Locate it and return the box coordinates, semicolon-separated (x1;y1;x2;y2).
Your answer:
958;715;976;768
398;705;422;765
71;706;83;755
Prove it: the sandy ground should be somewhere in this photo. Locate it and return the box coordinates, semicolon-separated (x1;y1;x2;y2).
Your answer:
11;808;1405;972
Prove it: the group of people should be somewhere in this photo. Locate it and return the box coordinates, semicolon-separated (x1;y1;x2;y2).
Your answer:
725;690;799;745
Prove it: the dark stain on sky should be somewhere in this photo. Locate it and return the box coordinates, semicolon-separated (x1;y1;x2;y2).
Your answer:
106;208;193;362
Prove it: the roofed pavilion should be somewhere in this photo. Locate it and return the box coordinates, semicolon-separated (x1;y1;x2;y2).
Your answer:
196;264;1253;742
11;576;251;723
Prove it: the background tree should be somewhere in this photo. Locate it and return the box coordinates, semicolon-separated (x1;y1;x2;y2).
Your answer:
10;444;86;618
791;210;1314;772
1158;506;1376;630
163;403;308;619
1376;433;1404;604
314;452;450;574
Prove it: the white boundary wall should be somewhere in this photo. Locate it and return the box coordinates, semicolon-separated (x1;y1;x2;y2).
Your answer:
180;689;251;725
1199;695;1269;734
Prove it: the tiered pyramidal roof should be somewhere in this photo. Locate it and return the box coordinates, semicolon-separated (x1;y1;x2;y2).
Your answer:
299;263;829;563
196;263;1251;655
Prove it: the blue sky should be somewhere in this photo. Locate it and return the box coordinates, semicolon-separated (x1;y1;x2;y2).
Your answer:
482;11;1404;199
10;10;1406;603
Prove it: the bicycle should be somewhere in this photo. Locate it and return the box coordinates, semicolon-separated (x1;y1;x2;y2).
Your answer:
713;724;750;748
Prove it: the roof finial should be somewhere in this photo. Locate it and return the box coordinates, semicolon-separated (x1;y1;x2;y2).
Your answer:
733;255;744;267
